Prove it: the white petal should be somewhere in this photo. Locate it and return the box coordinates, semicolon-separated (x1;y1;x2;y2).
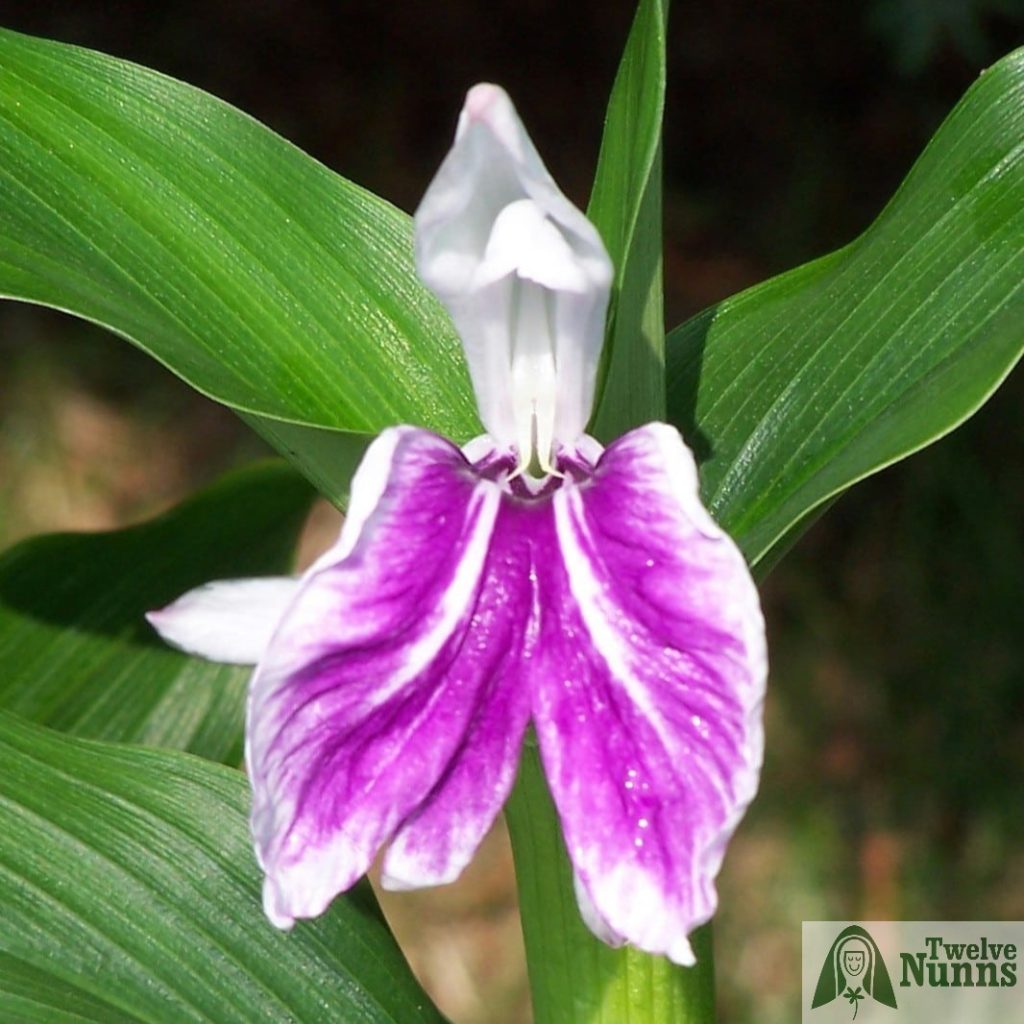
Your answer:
414;83;612;460
147;432;407;670
147;577;300;665
475;199;589;292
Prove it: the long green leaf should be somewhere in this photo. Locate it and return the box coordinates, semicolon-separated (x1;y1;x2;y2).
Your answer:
0;461;313;763
588;0;667;438
668;47;1024;565
0;713;445;1024
0;28;475;439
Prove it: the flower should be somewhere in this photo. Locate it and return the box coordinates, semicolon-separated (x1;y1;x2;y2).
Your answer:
148;84;767;966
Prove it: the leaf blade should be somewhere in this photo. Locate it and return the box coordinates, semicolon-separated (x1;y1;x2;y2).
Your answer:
0;461;314;763
588;0;668;438
0;27;475;438
0;714;446;1024
667;47;1024;564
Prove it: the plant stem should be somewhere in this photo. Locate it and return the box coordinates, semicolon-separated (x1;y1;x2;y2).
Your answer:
505;743;716;1024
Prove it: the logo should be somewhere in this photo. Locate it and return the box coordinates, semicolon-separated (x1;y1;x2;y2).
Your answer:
804;922;1023;1023
812;925;898;1019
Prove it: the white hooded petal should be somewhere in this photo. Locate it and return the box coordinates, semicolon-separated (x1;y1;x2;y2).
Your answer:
414;83;612;467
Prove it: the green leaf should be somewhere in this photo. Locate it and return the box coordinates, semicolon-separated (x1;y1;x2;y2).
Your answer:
667;47;1024;565
0;27;475;440
0;713;446;1024
0;461;313;763
238;416;370;510
0;954;140;1024
588;0;668;438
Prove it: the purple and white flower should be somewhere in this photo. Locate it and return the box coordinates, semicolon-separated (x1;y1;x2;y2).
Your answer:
148;84;767;966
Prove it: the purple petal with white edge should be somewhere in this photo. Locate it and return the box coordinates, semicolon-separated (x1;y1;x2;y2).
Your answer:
531;423;767;965
381;496;534;890
246;427;532;927
146;577;300;665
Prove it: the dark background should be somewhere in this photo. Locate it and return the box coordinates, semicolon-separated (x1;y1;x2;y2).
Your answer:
0;3;1022;1021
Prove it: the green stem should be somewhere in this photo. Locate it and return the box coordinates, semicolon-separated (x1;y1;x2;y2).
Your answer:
505;743;716;1024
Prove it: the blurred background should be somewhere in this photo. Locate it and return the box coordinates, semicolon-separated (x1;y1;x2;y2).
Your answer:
1;2;1023;1021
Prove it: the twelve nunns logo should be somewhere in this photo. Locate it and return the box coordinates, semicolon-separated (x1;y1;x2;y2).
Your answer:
811;925;1019;1019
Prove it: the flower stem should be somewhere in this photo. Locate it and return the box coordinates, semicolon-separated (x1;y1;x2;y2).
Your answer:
505;743;715;1024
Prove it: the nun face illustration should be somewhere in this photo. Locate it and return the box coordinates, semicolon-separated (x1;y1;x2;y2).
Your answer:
839;937;871;981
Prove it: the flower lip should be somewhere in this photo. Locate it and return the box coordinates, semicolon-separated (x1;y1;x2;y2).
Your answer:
415;83;613;477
